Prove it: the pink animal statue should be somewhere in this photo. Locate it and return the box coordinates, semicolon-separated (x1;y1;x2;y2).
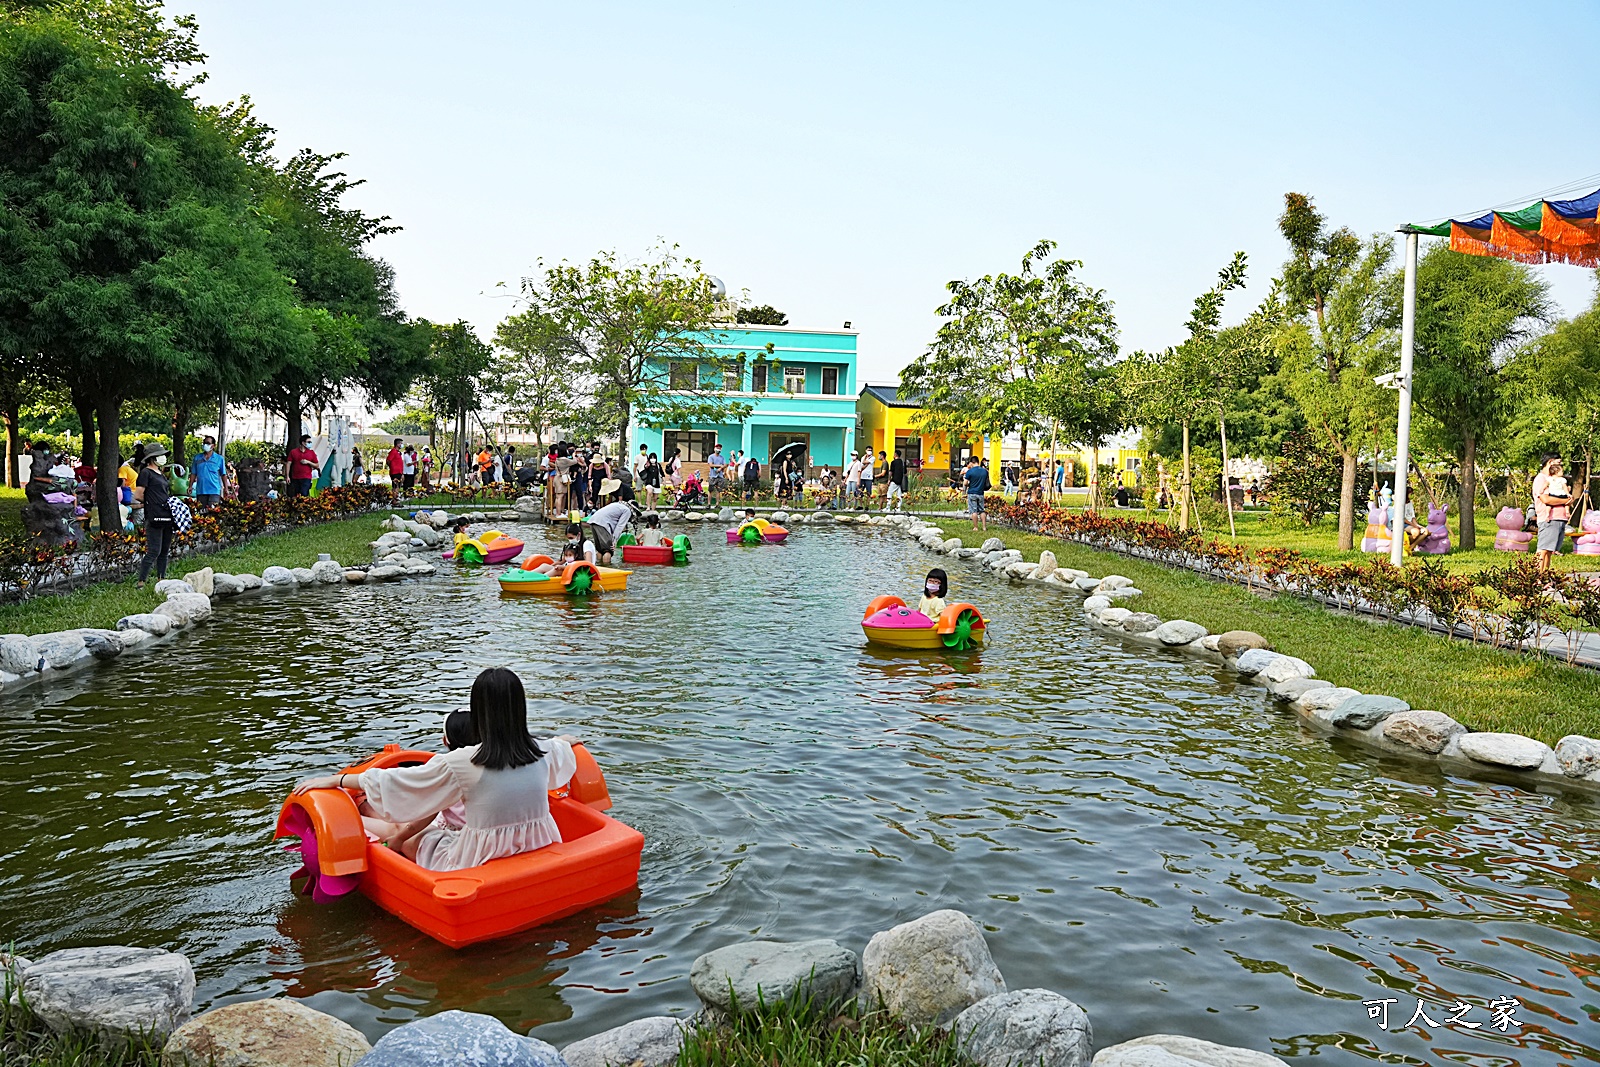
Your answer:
1359;505;1391;554
1493;505;1534;552
1413;504;1451;555
1574;510;1600;557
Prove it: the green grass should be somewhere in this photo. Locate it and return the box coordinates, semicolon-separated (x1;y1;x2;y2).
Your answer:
1;978;160;1067
0;516;387;636
946;519;1600;746
678;998;966;1067
0;487;23;535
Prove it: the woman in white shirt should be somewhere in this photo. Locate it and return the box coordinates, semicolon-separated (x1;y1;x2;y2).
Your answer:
292;668;579;871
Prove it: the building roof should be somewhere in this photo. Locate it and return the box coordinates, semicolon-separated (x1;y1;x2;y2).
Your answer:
860;383;926;408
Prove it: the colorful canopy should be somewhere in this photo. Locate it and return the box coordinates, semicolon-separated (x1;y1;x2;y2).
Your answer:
1408;187;1600;267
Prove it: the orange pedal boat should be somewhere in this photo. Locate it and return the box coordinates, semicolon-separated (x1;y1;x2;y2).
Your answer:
275;743;643;948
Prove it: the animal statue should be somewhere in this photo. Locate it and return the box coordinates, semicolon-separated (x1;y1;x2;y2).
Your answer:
1360;505;1392;554
1493;505;1534;552
1574;511;1600;557
1413;504;1452;555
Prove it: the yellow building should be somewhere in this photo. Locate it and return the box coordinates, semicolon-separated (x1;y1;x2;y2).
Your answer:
857;385;982;478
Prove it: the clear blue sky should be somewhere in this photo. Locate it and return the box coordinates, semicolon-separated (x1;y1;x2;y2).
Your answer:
185;0;1599;384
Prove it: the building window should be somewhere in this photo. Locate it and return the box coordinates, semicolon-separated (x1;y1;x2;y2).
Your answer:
894;433;922;470
1125;456;1141;472
663;430;718;462
722;359;744;392
821;367;839;395
783;366;806;393
751;363;768;393
668;362;696;390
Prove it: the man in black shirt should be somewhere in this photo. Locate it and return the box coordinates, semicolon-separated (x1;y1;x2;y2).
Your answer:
888;452;907;512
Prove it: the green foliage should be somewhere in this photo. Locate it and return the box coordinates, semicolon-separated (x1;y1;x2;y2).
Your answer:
374;400;437;437
1500;271;1600;470
420;321;492;426
491;307;577;446
734;304;788;326
1262;430;1346;524
678;998;966;1067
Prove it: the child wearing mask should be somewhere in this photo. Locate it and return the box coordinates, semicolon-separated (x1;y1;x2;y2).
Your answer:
919;568;949;618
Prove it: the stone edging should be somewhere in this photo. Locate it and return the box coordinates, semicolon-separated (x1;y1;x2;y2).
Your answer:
889;516;1600;799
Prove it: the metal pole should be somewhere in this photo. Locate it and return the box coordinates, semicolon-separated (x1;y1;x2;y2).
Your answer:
1389;231;1418;566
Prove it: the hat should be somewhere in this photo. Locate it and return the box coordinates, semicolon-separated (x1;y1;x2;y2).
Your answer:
142;443;168;462
599;477;622;496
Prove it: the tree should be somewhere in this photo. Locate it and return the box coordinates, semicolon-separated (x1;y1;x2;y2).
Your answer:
901;239;1119;466
514;246;754;457
491;308;579;451
1503;277;1600;507
1411;245;1551;548
419;321;490;466
1276;194;1397;549
1262;430;1347;525
736;304;788;326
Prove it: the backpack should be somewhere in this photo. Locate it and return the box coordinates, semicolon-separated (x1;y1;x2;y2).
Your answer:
169;497;193;533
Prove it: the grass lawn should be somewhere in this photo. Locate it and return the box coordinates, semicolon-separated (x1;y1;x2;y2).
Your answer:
946;519;1600;746
0;486;23;534
0;515;386;637
678;999;964;1067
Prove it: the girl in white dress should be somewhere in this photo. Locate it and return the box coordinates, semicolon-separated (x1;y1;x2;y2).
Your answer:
293;668;580;871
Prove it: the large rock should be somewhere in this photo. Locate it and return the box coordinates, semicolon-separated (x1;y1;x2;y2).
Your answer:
234;573;264;591
153;600;193;628
943;538;964;552
357;1010;564;1067
165;593;212;624
1093;1034;1288;1066
1097;607;1133;626
1245;652;1314;685
261;566;297;588
980;537;1005;552
21;946;195;1044
1231;648;1279;678
155;579;195;598
1328;694;1407;730
1120;613;1161;635
181;568;214;596
690;939;858;1011
1006;562;1039;580
1097;575;1133;591
954;989;1091;1067
561;1017;683;1067
290;568;316;585
860;909;1005;1027
1555;735;1600;778
77;629;125;661
1297;687;1359;715
0;634;42;674
369;565;405;581
117;613;173;637
1034;551;1058;580
35;631;86;668
1073;576;1102;592
1216;631;1270;658
1457;732;1551;770
309;560;344;584
344;570;368;583
1268;677;1330;701
1381;710;1466;755
211;574;244;597
1102;587;1142;601
1153;620;1206;646
161;998;370;1067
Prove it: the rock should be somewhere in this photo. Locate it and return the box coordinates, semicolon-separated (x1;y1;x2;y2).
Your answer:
1034;550;1058;580
34;631;86;668
1098;607;1133;626
155;579;195;598
369;565;404;580
812;511;835;523
116;628;150;650
1268;677;1331;701
1121;613;1161;634
345;570;367;583
1555;735;1600;778
1153;620;1206;646
1296;687;1359;715
1216;631;1270;658
21;946;194;1044
161;998;370;1067
309;560;344;584
77;629;124;660
180;568;214;596
1231;648;1278;677
358;1009;564;1067
1;951;32;980
980;537;1004;552
153;600;193;628
1200;635;1222;652
1381;710;1466;755
1083;596;1112;613
234;573;264;591
1073;576;1102;592
771;510;790;524
1093;1033;1289;1066
430;511;450;527
1098;575;1133;591
943;538;964;552
403;561;437;576
954;989;1092;1067
166;593;212;623
955;548;984;559
665;509;685;521
117;613;172;637
261;566;297;587
1328;694;1408;730
291;568;316;585
561;1017;684;1067
690;939;858;1012
1103;587;1142;601
998;549;1023;561
211;574;243;597
0;634;42;674
374;531;411;548
1457;732;1551;770
1006;562;1039;580
859;909;1005;1027
717;507;737;522
381;551;410;564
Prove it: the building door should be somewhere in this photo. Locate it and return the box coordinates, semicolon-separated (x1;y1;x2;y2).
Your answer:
767;432;809;471
894;433;922;472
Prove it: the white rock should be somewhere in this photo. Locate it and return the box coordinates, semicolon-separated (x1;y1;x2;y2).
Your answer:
153;600;192;628
21;946;194;1043
1102;586;1142;601
34;631;87;668
210;574;243;597
860;909;1005;1027
179;568;213;596
1200;635;1222;652
234;573;263;591
154;579;195;598
1093;1033;1289;1066
1034;550;1058;580
369;565;404;580
261;565;296;587
943;538;964;552
0;634;41;675
1098;575;1133;591
1098;607;1134;626
1256;655;1315;685
1296;687;1360;715
980;537;1005;552
1152;620;1206;646
1232;648;1280;678
165;593;212;623
1457;732;1551;770
562;1016;685;1067
116;614;172;637
1083;596;1112;613
1006;561;1039;579
1074;576;1102;592
309;560;344;584
290;567;316;584
955;989;1092;1067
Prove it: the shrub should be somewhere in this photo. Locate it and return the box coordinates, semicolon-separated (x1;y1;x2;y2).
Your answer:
1261;431;1345;525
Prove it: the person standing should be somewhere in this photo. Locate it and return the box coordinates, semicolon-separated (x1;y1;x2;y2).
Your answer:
287;434;318;497
632;444;648;490
1533;455;1572;571
963;455;991;531
191;435;225;508
743;454;760;500
386;438;405;491
707;441;726;506
665;448;684;491
403;445;418;491
133;445;175;586
845;452;861;505
887;450;907;512
418;446;434;491
351;447;365;485
641;452;662;511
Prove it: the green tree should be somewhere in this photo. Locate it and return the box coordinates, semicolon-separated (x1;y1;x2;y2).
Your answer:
1502;276;1600;506
1411;245;1551;548
491;308;579;452
735;304;788;326
420;321;490;465
514;246;754;456
1276;194;1399;550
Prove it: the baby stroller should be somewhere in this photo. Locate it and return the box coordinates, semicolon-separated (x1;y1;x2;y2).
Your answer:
678;472;708;508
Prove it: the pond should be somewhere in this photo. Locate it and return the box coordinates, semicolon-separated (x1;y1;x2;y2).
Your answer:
1;523;1597;1064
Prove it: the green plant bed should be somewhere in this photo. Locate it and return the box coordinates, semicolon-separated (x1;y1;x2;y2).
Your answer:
1;994;160;1067
679;998;966;1067
947;520;1600;746
0;516;387;636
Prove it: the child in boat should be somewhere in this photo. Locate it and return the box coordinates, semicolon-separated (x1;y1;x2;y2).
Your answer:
919;568;949;618
294;667;581;870
450;519;472;550
638;513;666;547
434;710;479;829
526;544;580;575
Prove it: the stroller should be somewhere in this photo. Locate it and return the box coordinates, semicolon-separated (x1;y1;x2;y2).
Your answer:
677;472;708;508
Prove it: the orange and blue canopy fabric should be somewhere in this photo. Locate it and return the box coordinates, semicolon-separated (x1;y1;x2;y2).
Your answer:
1409;188;1600;268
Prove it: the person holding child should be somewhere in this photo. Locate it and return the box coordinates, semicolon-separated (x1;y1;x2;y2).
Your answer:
1533;455;1572;571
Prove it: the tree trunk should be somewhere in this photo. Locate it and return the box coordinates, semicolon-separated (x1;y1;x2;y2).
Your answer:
1219;411;1237;540
1089;445;1100;512
1045;423;1059;504
1459;433;1478;551
283;397;302;482
95;395;122;536
72;389;97;473
171;404;189;466
1179;421;1191;531
616;399;631;459
1336;449;1358;551
1;402;20;489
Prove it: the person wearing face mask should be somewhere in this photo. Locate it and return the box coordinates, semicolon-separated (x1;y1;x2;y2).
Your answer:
918;568;949;618
133;445;175;586
564;522;598;565
287;434;318;497
191;435;225;507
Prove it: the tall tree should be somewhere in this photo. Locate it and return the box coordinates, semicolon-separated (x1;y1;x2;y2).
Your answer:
419;321;489;467
1411;245;1550;548
1276;193;1397;549
491;308;579;451
514;246;753;456
1504;275;1600;501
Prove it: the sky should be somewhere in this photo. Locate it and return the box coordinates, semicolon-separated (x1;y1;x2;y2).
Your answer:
184;0;1600;388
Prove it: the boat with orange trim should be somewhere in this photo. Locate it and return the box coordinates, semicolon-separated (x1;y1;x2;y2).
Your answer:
860;595;986;650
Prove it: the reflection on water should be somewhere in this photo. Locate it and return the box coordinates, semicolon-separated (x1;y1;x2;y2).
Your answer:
1;524;1598;1063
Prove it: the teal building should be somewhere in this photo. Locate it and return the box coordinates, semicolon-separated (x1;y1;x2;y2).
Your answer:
627;324;859;470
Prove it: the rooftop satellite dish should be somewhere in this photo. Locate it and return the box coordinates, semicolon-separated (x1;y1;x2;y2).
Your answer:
710;276;727;299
